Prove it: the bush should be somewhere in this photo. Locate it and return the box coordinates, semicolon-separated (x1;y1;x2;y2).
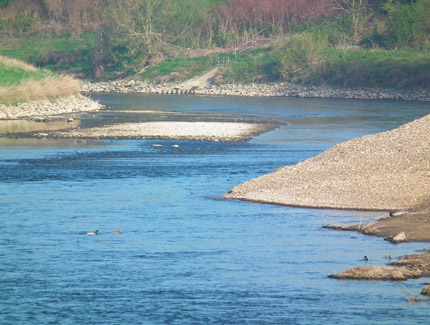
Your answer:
274;32;327;81
384;0;430;47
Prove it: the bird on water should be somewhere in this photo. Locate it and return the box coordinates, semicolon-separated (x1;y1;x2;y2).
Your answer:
112;228;122;235
86;230;99;235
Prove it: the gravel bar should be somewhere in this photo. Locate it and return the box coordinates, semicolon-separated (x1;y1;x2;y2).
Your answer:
222;114;430;211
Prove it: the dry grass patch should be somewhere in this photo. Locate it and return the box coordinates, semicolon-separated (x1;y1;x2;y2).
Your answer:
0;55;38;72
0;75;80;104
0;55;80;104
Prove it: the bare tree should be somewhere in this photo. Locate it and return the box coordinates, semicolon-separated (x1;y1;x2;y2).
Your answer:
330;0;368;43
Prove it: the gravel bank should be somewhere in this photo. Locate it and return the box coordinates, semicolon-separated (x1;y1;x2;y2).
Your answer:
51;121;271;142
324;206;430;243
222;114;430;211
0;94;104;119
82;80;430;101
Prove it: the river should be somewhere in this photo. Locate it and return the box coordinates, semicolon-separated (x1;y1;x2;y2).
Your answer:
0;94;429;324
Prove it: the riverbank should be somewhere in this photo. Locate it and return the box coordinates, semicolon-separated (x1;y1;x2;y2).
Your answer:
82;80;430;101
223;113;430;285
323;205;430;243
2;79;427;120
329;250;430;282
0;94;104;119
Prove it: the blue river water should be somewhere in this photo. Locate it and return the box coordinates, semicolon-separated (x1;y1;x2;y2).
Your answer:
0;95;429;324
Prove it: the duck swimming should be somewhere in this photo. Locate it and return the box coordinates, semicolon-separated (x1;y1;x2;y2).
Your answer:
112;228;122;235
86;230;99;235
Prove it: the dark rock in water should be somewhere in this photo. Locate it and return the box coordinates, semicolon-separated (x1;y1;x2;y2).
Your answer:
421;285;430;296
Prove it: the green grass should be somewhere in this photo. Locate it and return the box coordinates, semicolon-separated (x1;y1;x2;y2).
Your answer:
220;48;278;83
218;46;430;88
140;55;217;82
0;63;52;87
307;48;430;89
1;30;428;90
138;48;278;84
0;31;100;75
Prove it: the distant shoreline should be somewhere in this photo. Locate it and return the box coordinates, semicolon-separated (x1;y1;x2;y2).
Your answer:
82;80;430;102
1;80;428;121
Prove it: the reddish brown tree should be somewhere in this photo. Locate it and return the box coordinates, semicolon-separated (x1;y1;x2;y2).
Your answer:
218;0;335;36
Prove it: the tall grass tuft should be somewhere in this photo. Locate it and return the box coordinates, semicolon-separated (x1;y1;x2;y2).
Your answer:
0;55;38;72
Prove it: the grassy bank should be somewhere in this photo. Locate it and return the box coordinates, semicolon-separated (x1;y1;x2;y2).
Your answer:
0;55;80;104
306;48;430;89
140;55;217;83
134;45;430;90
0;0;429;85
1;32;428;91
0;32;99;77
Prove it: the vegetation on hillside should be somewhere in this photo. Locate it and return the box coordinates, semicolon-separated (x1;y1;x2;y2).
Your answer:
0;0;429;89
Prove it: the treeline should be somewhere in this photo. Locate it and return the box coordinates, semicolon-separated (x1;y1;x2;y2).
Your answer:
2;0;429;48
0;0;104;35
0;0;339;76
1;0;429;48
0;0;336;43
1;0;429;80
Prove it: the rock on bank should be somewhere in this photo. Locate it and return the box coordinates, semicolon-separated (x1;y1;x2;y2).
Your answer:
0;94;104;119
222;114;430;211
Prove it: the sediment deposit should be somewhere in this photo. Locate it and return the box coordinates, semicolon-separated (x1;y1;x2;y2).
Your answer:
222;114;430;211
0;94;104;119
51;121;270;142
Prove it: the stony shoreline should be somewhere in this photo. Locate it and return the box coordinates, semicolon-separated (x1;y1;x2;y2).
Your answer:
222;114;430;211
329;250;430;283
82;80;430;102
0;94;104;120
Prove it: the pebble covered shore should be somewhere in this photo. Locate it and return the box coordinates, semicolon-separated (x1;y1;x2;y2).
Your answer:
52;121;271;142
82;80;430;101
222;114;430;211
0;94;104;119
